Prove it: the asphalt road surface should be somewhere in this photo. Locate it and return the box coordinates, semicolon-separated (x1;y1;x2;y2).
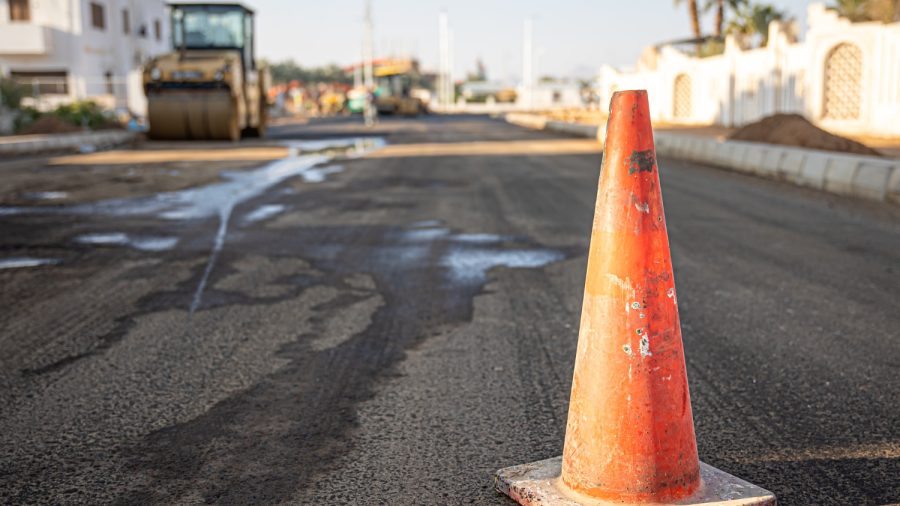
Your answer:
1;115;898;505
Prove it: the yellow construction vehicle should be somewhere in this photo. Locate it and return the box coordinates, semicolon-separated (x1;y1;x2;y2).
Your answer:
143;3;268;141
373;59;427;116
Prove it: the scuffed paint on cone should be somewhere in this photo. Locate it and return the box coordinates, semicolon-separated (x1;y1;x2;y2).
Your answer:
559;90;700;502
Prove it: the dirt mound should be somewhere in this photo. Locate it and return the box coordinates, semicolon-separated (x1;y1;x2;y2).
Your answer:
728;113;881;157
19;115;83;135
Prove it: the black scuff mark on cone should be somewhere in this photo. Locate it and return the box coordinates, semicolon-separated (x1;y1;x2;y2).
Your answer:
627;149;655;175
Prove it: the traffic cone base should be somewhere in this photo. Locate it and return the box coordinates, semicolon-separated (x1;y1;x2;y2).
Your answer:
495;457;775;506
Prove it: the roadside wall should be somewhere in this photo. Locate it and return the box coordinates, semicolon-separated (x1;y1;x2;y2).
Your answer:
595;3;900;138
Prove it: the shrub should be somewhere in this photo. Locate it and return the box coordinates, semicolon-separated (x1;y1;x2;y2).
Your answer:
0;78;28;110
13;106;41;132
13;100;120;134
52;101;112;129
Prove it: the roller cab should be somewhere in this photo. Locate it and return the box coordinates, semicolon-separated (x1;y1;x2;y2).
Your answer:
143;3;268;141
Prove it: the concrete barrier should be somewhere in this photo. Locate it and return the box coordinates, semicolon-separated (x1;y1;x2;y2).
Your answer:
797;151;832;189
503;114;900;205
0;130;136;157
505;113;548;131
778;148;807;183
824;155;860;196
545;120;599;138
658;136;899;203
853;161;894;201
759;148;783;177
889;168;900;205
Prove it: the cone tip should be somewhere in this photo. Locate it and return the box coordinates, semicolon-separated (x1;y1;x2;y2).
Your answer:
611;89;647;98
609;89;649;109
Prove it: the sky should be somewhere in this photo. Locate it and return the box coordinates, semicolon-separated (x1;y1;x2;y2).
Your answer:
249;0;815;82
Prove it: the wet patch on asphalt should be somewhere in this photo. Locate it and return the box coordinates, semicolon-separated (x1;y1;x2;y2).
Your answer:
0;133;575;503
0;137;385;314
4;138;385;381
115;218;572;504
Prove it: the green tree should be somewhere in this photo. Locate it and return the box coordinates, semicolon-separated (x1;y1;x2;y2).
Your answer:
829;0;899;22
705;0;746;37
265;60;353;85
726;2;787;47
828;0;872;21
674;0;703;37
0;77;28;110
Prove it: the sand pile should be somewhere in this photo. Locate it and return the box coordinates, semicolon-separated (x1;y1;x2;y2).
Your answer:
728;113;881;157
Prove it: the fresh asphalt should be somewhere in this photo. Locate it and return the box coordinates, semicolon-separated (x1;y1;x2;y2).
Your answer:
0;115;898;505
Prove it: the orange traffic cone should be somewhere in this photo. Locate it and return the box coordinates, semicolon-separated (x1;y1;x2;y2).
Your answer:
494;90;776;505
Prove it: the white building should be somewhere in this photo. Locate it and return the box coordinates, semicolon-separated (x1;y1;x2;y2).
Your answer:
0;0;168;114
595;3;900;138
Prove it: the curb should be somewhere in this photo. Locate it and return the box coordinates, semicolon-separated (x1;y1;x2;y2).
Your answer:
504;114;899;205
0;130;137;157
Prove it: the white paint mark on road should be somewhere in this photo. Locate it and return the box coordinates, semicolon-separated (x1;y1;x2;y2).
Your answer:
402;227;450;241
0;257;60;269
191;206;231;314
24;191;68;200
76;232;129;245
441;248;564;284
242;204;286;224
300;164;344;183
130;236;179;251
452;233;512;244
75;233;178;251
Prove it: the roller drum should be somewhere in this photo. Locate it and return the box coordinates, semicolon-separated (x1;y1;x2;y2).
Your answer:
147;90;239;141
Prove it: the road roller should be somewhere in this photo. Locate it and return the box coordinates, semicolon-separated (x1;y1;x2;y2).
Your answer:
373;59;427;116
143;3;268;141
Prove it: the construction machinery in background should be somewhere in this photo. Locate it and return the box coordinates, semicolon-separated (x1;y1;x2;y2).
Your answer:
345;59;428;116
143;3;268;141
373;59;428;116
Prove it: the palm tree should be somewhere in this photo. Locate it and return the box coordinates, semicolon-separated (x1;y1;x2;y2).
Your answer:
829;0;900;22
828;0;872;21
707;0;725;36
705;0;746;37
674;0;702;38
726;2;786;47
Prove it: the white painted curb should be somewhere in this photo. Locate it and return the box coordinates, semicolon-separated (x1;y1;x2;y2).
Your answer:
0;130;136;157
504;114;899;205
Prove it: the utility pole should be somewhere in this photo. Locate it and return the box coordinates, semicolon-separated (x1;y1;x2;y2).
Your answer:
363;0;375;126
523;17;533;110
354;49;362;89
438;11;449;109
448;28;455;107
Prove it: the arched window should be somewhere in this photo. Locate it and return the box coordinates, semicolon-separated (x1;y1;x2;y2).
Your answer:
673;74;692;119
823;43;862;120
